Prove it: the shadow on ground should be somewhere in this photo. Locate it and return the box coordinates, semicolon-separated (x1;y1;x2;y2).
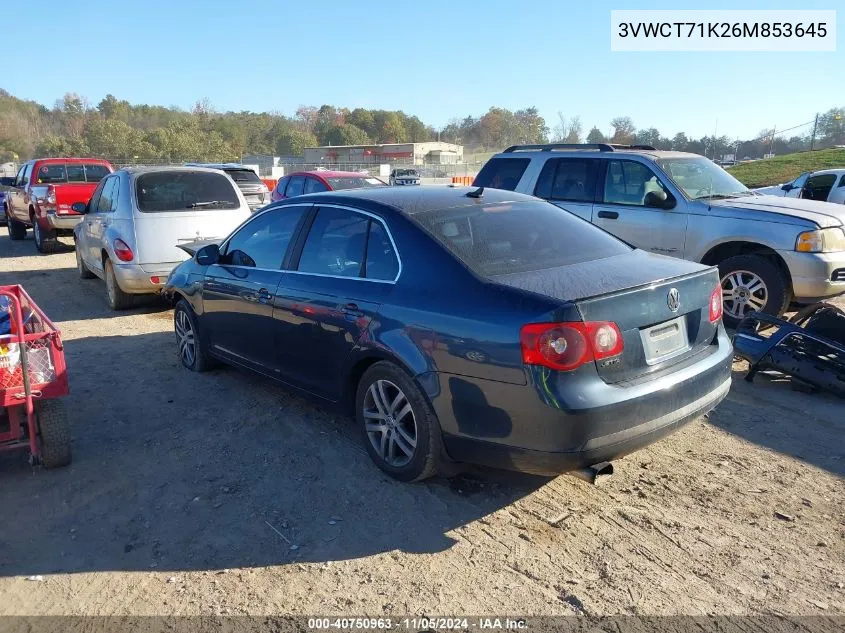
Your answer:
0;331;548;577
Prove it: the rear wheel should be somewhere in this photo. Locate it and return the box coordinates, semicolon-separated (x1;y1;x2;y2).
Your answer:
719;255;790;328
33;220;58;253
36;400;72;468
174;299;213;372
6;208;26;240
356;361;443;482
104;259;133;310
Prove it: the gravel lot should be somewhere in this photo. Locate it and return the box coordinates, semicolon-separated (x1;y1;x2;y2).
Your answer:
0;229;842;618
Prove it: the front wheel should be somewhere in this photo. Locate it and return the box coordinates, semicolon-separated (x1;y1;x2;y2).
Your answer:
356;361;444;482
719;254;790;328
6;208;27;240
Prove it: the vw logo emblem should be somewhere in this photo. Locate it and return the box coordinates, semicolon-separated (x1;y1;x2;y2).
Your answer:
667;288;681;312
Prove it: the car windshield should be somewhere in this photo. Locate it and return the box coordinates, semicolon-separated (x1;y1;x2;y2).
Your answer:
395;170;418;177
656;156;752;200
34;163;110;184
136;171;240;212
224;168;263;184
413;199;632;276
325;177;386;190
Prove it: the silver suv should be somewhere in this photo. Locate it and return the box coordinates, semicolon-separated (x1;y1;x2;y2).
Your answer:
474;143;845;326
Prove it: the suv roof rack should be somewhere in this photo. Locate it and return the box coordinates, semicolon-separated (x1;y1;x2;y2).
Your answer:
502;143;656;153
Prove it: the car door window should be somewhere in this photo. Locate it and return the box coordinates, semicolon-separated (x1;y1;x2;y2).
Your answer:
221;206;306;269
297;207;370;278
839;175;845;188
285;176;305;197
473;158;530;191
364;221;400;281
304;177;329;194
87;179;107;213
21;163;33;186
14;165;26;186
534;158;599;202
802;174;837;201
792;172;809;189
603;160;667;206
96;178;117;213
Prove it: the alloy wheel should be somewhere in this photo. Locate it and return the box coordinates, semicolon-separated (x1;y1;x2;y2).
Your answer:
175;309;196;366
721;270;768;320
363;379;417;468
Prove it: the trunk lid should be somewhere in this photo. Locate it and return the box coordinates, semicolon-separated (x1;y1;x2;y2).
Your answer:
491;250;721;384
133;209;249;265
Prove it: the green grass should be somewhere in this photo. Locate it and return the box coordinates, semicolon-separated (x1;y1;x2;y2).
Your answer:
727;148;845;188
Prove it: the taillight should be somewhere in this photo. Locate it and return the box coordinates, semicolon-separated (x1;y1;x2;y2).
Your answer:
46;185;56;205
709;285;723;323
520;321;624;372
113;239;134;262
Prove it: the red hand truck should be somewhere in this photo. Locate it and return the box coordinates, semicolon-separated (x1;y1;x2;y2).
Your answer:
0;285;71;468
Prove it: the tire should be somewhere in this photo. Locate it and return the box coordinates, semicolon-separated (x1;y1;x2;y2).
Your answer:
174;299;213;372
6;208;27;240
718;254;790;328
75;242;95;279
33;219;58;253
104;259;133;310
36;400;72;468
356;361;444;482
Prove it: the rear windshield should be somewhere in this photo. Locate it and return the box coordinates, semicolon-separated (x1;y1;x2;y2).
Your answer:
472;158;530;190
136;172;240;212
326;177;386;190
413;199;631;276
224;168;262;184
34;163;110;184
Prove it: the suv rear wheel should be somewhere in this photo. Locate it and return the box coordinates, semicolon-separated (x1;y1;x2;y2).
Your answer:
33;219;58;253
718;255;790;327
104;259;133;310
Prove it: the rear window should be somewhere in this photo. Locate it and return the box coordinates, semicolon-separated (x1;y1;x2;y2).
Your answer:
224;168;262;184
325;177;386;190
473;158;530;191
34;163;110;184
136;172;240;212
413;199;631;276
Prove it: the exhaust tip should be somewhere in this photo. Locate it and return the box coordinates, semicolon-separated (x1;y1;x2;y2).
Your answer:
569;461;614;485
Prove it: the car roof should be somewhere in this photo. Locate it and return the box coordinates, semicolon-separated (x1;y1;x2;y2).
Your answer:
185;162;251;170
492;148;699;161
30;157;113;165
810;168;845;176
299;185;537;216
289;170;372;178
118;165;228;176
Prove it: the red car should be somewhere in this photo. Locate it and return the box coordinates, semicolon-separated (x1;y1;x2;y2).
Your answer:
3;158;114;253
270;170;387;202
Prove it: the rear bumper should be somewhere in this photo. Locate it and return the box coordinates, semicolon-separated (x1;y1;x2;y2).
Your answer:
43;214;82;231
431;327;733;475
780;249;845;302
113;262;180;294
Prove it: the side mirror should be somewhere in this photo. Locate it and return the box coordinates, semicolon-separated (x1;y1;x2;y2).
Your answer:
196;243;220;266
71;202;87;214
781;183;794;191
644;189;674;209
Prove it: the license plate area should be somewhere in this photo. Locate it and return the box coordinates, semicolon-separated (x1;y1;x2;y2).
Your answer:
640;316;690;365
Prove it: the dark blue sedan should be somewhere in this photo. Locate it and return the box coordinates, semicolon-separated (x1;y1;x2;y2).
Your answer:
165;187;732;481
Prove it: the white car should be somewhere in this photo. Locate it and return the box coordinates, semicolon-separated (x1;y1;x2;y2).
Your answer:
388;168;421;186
754;168;845;204
72;166;251;310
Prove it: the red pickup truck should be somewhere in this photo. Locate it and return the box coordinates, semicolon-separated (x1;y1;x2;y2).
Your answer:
3;158;114;253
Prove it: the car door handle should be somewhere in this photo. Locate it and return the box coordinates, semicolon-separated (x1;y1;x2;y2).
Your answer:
597;210;619;220
342;302;363;316
257;288;273;304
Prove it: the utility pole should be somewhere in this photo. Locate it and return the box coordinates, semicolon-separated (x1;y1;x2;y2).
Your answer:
810;113;819;151
769;126;776;157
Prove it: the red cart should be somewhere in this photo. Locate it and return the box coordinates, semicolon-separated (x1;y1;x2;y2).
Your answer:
0;285;71;468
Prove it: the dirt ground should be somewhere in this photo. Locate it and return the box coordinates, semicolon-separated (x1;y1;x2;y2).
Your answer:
0;228;842;618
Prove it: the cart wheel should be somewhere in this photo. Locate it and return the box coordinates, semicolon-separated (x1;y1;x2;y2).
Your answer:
36;400;72;468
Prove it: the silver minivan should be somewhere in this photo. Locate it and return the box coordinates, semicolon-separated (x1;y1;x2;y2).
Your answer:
72;166;251;310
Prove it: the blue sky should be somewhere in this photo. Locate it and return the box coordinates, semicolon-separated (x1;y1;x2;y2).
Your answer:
3;0;841;140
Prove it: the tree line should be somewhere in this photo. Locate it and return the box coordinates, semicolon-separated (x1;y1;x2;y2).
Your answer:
1;89;843;164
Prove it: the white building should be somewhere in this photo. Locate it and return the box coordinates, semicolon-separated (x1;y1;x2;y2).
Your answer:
304;142;463;166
